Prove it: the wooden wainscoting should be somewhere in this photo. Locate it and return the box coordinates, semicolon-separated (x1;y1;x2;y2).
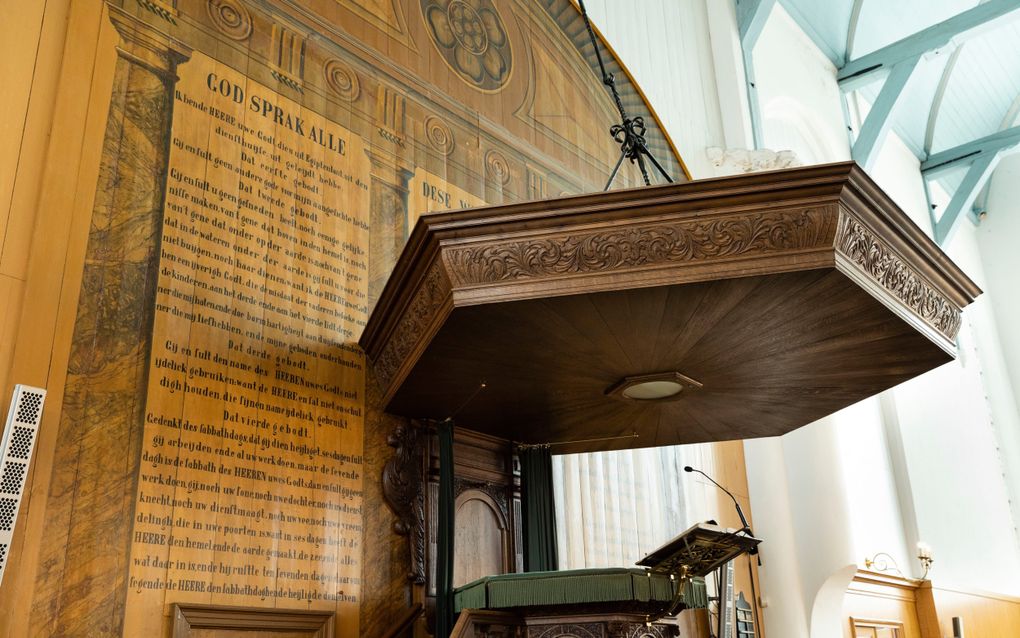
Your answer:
842;571;923;638
844;569;1020;638
917;581;1020;637
170;604;334;638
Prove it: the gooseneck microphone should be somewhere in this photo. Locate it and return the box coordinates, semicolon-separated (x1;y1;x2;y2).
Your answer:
686;466;763;638
684;465;751;534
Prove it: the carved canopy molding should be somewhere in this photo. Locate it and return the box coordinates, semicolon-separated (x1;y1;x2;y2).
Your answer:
359;162;981;453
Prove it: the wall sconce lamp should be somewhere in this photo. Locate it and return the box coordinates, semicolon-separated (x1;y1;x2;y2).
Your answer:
917;541;934;579
863;552;904;577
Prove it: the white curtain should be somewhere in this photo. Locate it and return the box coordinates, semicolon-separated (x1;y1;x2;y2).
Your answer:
552;443;717;569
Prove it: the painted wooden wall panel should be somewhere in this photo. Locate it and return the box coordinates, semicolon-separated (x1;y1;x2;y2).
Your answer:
0;1;122;635
929;585;1020;637
0;1;694;636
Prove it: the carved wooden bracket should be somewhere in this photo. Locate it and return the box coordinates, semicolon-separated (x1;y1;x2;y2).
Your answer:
381;421;427;584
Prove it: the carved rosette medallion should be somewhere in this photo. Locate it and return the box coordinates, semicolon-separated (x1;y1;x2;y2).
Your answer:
835;215;962;341
424;115;456;156
373;260;452;390
445;208;833;286
323;58;361;101
206;0;252;41
484;149;511;185
421;0;512;91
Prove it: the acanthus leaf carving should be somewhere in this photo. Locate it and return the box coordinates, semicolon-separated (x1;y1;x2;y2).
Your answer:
382;421;427;584
836;215;962;341
445;207;833;286
373;260;451;391
453;477;510;523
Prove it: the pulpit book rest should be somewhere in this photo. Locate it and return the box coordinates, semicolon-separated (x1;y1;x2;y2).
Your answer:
637;521;762;623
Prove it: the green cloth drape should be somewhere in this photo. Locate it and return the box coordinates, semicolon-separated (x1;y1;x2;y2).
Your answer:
520;446;559;572
436;419;456;637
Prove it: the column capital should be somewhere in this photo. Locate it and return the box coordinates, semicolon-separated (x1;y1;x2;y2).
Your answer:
108;4;191;78
365;148;414;186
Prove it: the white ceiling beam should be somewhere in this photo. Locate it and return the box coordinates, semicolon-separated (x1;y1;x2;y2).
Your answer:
844;0;866;61
922;125;1020;176
736;0;779;149
851;57;921;171
737;0;778;50
925;126;1020;245
932;151;1003;245
838;0;1020;90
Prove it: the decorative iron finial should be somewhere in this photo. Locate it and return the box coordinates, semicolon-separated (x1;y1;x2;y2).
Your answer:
577;0;674;190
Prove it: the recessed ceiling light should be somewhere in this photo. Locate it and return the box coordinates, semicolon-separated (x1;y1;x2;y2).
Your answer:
606;371;703;403
622;380;685;400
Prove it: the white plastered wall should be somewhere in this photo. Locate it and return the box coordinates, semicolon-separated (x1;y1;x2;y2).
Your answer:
975;153;1020;548
748;3;1020;628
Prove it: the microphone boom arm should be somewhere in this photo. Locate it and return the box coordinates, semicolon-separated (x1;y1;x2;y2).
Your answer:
685;466;751;534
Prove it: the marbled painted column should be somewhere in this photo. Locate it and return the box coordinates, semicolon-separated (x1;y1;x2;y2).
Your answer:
366;149;414;307
361;143;415;636
29;7;189;635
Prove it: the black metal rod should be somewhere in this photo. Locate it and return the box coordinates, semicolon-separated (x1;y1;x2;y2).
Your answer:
577;0;622;117
604;151;627;192
643;146;675;182
516;432;639;450
635;149;652;186
576;0;674;189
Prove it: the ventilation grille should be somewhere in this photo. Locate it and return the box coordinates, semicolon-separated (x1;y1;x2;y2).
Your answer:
0;385;45;586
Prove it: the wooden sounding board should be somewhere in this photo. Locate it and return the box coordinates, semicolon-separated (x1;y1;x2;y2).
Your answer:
359;163;979;452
